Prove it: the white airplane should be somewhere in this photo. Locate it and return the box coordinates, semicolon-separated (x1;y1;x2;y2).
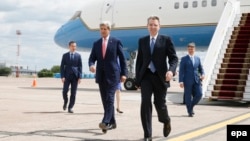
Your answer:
54;0;227;90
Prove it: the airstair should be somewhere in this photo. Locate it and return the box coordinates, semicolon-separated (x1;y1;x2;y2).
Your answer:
203;0;250;101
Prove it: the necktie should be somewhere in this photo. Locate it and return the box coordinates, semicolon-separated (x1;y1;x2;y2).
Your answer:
70;53;74;60
191;56;194;66
102;38;107;58
149;38;156;72
150;38;155;54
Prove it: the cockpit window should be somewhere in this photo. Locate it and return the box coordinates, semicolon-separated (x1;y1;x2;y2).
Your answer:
211;0;217;6
183;1;188;8
202;0;207;7
193;1;198;8
174;2;179;9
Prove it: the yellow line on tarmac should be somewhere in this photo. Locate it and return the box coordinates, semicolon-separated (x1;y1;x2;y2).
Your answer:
168;113;250;141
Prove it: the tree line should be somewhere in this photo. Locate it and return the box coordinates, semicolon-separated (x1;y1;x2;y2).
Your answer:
0;65;60;77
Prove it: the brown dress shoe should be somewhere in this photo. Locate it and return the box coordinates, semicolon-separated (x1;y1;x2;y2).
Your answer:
99;123;113;130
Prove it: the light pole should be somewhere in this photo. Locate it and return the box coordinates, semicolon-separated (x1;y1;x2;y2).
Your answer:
16;30;21;78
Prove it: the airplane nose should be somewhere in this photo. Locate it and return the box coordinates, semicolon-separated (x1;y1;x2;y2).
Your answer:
54;25;66;48
54;11;85;48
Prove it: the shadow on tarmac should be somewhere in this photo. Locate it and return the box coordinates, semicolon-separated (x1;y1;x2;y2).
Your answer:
23;111;104;116
19;87;100;92
0;129;144;141
23;111;64;114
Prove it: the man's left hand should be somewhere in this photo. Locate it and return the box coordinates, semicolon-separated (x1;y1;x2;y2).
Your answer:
165;71;173;81
120;76;127;83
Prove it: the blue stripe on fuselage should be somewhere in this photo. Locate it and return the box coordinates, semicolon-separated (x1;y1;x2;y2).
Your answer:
54;18;216;52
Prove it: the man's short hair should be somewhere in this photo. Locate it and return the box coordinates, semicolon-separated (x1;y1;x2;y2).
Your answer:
187;42;196;47
100;21;112;30
147;16;160;24
69;41;76;46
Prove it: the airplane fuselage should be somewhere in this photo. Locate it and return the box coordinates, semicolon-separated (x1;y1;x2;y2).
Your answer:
54;0;227;52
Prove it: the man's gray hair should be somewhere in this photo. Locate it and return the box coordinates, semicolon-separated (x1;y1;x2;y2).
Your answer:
147;16;160;24
99;21;112;30
187;42;196;47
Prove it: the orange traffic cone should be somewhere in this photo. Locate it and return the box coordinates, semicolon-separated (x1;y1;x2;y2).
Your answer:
32;77;37;87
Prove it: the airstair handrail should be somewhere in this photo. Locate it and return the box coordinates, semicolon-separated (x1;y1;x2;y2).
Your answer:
202;0;240;97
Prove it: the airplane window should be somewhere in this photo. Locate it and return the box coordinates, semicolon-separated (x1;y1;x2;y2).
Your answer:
174;2;179;9
193;1;198;8
202;0;207;7
211;0;217;6
183;1;188;8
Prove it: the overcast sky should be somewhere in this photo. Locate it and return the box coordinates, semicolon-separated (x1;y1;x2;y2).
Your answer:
0;0;92;73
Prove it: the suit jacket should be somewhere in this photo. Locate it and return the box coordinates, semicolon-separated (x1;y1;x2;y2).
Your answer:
135;35;178;87
88;36;128;85
178;55;205;84
60;52;82;79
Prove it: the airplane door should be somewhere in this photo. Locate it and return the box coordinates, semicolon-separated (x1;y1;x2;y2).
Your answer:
101;0;115;23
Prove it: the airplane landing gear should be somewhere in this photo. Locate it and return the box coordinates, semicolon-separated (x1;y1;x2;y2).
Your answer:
124;78;136;90
124;51;137;90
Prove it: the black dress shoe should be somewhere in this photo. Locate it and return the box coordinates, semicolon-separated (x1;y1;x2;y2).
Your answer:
68;108;74;113
116;108;123;113
63;103;67;111
188;114;193;117
163;121;171;137
144;137;152;141
102;129;107;134
109;123;117;129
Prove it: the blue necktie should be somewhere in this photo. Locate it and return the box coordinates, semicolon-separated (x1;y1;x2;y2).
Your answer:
71;53;74;60
191;56;194;66
149;38;156;72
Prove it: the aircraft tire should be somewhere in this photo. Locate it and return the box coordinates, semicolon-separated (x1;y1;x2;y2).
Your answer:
124;78;137;90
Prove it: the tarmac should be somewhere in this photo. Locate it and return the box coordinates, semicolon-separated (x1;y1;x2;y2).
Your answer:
0;76;249;141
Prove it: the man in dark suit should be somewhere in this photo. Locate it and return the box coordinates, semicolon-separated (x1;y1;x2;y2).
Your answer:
135;16;178;141
179;42;205;117
60;41;82;113
88;21;128;133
